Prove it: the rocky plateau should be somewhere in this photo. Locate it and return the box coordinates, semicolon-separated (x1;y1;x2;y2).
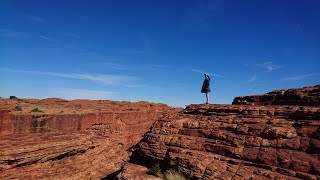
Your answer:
0;85;319;179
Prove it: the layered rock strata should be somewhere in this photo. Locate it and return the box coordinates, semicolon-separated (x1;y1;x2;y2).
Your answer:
134;104;320;179
0;99;175;179
233;85;320;106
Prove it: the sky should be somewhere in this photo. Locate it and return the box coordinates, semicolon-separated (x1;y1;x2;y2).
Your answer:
0;0;319;107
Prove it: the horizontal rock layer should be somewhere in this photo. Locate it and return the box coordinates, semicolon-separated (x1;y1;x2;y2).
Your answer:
0;99;175;179
233;85;320;106
134;104;320;179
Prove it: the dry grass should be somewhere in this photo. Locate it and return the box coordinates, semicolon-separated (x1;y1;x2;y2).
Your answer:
164;169;186;180
147;164;186;180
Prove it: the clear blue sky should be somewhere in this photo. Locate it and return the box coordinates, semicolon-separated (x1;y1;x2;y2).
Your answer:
1;0;319;107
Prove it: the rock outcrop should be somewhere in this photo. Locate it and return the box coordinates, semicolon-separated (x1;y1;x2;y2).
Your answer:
1;85;320;179
133;104;320;179
233;85;320;106
0;99;176;179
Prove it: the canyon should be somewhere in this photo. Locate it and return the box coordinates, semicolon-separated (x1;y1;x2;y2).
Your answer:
0;85;319;179
0;99;176;179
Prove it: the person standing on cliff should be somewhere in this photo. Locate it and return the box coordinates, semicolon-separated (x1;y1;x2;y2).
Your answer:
201;73;211;104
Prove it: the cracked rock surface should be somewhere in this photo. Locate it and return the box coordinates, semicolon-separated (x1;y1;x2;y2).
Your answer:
133;104;320;179
0;99;176;179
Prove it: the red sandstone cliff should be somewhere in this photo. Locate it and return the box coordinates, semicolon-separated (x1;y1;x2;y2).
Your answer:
1;85;320;179
0;99;176;179
132;104;320;179
233;85;320;106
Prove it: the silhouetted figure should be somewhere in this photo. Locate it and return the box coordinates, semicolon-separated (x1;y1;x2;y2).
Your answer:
201;74;211;104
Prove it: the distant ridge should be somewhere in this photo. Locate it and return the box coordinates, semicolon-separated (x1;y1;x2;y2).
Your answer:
233;85;320;106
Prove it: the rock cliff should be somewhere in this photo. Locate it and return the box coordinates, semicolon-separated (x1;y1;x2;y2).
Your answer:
1;85;319;179
0;99;176;179
133;104;320;179
233;85;320;106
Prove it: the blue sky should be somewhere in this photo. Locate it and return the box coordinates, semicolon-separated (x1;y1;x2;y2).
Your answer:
0;0;319;107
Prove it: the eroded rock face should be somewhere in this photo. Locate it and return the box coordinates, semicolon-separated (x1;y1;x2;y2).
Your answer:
0;99;176;179
233;85;320;106
2;85;319;179
133;104;320;179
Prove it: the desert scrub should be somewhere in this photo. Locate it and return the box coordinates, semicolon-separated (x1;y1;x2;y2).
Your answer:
9;96;18;100
30;108;44;113
164;169;186;180
147;163;163;178
147;164;186;180
59;110;64;114
15;106;22;111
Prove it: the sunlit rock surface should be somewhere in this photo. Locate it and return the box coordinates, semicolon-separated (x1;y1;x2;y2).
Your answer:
233;85;320;106
0;99;176;179
133;103;320;179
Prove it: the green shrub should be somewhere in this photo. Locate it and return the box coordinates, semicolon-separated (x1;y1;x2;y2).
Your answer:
9;96;18;100
15;106;22;111
147;163;163;178
30;108;44;113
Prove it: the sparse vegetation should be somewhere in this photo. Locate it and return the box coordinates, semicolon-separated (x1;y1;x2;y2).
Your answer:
147;163;163;177
164;169;186;180
9;96;18;100
9;96;17;99
147;164;186;180
15;106;22;111
59;110;64;114
30;108;44;113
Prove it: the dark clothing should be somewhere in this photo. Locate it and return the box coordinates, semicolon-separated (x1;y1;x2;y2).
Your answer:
201;75;211;93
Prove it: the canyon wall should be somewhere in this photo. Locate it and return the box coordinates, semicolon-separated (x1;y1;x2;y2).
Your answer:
133;104;320;179
1;85;319;179
0;99;175;179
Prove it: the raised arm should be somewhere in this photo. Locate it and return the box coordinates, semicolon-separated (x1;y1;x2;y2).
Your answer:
204;74;210;81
